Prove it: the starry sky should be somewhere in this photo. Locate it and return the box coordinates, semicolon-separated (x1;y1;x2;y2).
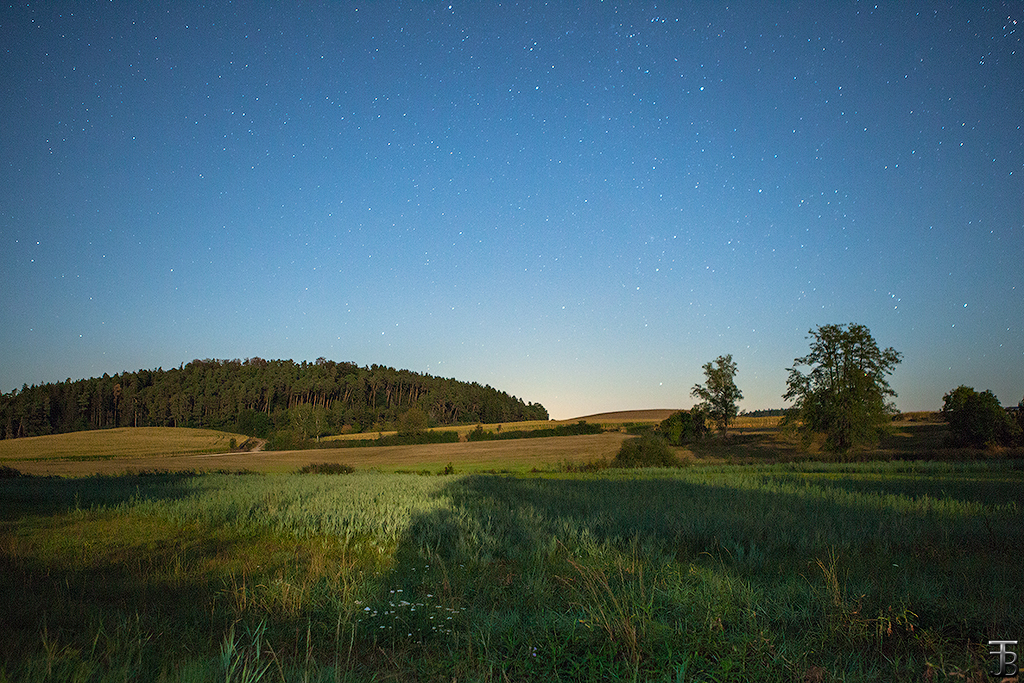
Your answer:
2;2;1022;419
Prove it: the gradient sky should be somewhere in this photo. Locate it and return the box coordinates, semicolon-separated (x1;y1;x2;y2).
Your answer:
2;2;1022;419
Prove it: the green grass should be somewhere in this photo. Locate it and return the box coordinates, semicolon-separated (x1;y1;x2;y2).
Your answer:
2;462;1021;681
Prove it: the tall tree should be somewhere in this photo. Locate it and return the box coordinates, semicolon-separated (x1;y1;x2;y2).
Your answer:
783;323;902;453
691;354;743;437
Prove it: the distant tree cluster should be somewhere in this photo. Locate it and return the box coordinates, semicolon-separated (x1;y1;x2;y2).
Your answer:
466;420;602;442
0;358;548;441
739;408;788;418
683;324;907;455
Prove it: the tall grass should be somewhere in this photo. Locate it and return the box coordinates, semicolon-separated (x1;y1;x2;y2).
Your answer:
2;463;1021;681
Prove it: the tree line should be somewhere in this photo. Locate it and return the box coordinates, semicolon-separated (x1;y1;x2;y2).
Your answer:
0;357;549;440
674;323;1023;454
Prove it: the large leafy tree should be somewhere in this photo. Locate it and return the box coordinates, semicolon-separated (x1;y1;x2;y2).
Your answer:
691;354;743;437
783;323;902;453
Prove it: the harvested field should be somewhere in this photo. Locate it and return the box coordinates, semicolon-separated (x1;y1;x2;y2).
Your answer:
4;432;632;476
0;426;244;462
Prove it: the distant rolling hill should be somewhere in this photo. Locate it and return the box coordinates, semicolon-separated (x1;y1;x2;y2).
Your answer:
570;409;680;423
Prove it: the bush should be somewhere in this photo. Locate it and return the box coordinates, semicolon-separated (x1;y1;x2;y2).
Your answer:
941;386;1021;448
324;430;460;448
625;423;654;435
556;458;611;473
613;433;681;468
397;407;430;436
265;430;313;451
658;410;709;446
237;409;273;438
297;462;355;475
467;424;493;441
0;465;24;479
467;420;603;441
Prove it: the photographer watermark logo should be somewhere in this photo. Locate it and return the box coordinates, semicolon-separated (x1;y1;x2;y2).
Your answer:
989;640;1018;677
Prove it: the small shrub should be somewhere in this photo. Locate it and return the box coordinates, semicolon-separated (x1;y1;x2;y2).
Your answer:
0;465;24;478
438;462;456;475
297;462;355;475
467;424;495;441
558;458;611;473
265;430;313;451
397;407;430;436
625;423;654;435
613;433;681;468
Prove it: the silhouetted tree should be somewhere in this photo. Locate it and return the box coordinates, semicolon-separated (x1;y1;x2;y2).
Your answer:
783;323;902;453
691;354;743;437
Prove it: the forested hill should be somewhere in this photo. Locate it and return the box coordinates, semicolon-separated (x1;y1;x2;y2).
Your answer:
0;358;549;440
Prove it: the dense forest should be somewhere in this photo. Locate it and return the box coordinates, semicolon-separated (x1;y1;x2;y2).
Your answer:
0;358;549;441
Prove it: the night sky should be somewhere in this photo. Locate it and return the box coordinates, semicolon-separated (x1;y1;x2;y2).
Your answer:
2;2;1022;419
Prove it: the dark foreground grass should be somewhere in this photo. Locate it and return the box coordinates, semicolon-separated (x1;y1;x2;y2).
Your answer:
1;463;1021;682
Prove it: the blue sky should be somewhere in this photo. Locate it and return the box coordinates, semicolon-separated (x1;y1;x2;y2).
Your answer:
2;2;1022;419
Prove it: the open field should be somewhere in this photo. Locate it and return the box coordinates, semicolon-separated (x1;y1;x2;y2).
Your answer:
2;461;1021;681
322;410;686;443
4;432;633;477
0;427;245;462
3;418;1019;478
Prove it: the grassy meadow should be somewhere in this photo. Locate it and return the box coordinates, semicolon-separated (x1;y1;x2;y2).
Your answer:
2;415;1022;681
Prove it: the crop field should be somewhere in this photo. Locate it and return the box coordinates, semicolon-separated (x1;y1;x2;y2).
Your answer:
0;417;1011;479
1;432;633;477
2;455;1023;682
0;427;245;462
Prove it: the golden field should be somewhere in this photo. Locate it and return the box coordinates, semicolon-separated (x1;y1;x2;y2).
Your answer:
0;411;960;478
0;427;245;463
0;427;631;477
